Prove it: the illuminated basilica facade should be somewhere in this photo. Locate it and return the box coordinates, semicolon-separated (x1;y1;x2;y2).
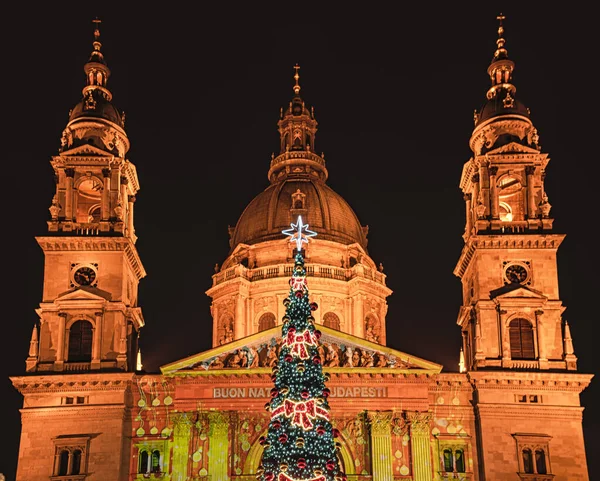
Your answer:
11;17;592;481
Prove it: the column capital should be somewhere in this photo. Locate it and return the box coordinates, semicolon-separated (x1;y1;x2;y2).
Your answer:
407;411;432;435
208;411;229;436
367;410;393;435
525;165;536;175
489;166;499;176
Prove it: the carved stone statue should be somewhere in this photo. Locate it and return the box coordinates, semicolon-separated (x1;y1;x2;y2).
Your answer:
325;344;339;367
342;347;353;367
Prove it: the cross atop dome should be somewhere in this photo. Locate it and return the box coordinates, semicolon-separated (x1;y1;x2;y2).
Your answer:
293;64;301;95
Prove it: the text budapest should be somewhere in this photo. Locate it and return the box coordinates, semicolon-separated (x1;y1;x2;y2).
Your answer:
213;386;387;398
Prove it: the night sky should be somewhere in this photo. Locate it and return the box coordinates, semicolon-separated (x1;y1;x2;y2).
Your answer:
2;5;598;479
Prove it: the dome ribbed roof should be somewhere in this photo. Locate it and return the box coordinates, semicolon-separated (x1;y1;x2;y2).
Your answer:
231;178;368;251
229;65;368;253
68;91;124;127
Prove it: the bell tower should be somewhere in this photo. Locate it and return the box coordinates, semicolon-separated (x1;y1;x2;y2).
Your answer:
27;19;146;373
454;15;576;371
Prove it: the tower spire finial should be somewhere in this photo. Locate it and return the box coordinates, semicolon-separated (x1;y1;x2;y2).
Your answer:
293;64;301;95
495;13;507;56
92;17;102;52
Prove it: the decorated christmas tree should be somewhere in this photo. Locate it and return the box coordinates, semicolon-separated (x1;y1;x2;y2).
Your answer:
257;216;346;481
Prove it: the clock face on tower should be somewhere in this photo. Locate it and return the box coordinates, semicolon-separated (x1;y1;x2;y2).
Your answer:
72;265;97;287
504;263;528;284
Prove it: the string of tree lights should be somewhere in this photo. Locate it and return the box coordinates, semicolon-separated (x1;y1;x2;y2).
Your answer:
257;217;345;481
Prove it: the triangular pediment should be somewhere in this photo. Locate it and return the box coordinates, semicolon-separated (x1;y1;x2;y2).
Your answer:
160;325;442;376
487;142;541;155
55;144;114;158
55;286;112;302
490;283;546;299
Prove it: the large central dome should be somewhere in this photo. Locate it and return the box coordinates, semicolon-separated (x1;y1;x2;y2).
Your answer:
229;67;368;253
230;176;368;250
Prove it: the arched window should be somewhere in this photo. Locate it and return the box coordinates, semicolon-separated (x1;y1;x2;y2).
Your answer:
497;174;524;221
535;449;547;474
443;449;453;471
455;449;465;472
76;177;103;223
139;450;149;473
258;312;276;331
323;312;340;330
58;450;69;476
509;318;535;359
151;450;161;472
72;449;82;475
68;320;93;362
522;449;534;474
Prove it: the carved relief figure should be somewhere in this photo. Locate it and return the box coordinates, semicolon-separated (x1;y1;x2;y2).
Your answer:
220;319;234;345
361;350;374;367
325;344;340;367
342;347;353;367
375;353;388;367
262;345;278;367
211;355;225;369
226;351;242;368
247;346;260;368
364;314;380;343
352;349;361;367
239;349;248;368
317;344;326;364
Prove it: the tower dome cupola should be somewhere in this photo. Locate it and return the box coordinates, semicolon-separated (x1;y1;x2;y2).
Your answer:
61;18;129;157
229;66;368;252
470;14;540;156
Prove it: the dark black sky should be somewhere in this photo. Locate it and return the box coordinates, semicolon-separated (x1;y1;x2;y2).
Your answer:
2;4;598;480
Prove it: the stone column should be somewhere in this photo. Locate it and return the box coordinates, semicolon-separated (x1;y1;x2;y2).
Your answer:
354;294;365;338
499;309;510;365
478;163;490;218
101;168;110;221
56;313;67;367
473;310;484;362
525;165;536;219
128;195;136;237
119;177;129;222
535;310;546;361
211;303;219;347
489;166;499;219
67;452;73;476
171;413;193;481
234;295;245;340
463;193;472;238
92;312;103;369
116;319;128;369
208;412;230;481
65;168;75;221
408;411;433;481
367;411;394;481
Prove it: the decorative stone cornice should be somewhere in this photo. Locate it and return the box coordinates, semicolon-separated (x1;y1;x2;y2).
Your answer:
467;372;593;392
19;404;129;420
10;373;135;394
36;236;146;280
454;234;565;277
